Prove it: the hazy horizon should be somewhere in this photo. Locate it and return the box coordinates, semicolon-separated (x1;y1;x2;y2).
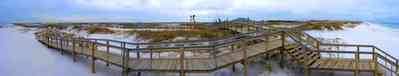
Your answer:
1;0;399;23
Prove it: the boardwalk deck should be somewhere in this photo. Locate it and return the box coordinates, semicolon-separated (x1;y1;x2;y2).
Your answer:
39;34;285;72
34;29;399;76
310;59;374;72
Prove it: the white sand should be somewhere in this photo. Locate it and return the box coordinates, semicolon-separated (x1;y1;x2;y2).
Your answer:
307;22;399;57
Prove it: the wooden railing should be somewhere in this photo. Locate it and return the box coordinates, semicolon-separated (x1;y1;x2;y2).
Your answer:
285;30;399;75
34;29;283;73
320;44;399;74
35;28;399;76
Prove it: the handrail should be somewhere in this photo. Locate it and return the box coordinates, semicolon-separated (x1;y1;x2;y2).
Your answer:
87;30;266;45
35;29;280;52
285;30;399;75
320;43;399;62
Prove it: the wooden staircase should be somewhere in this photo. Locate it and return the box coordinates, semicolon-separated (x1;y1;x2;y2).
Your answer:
285;45;320;67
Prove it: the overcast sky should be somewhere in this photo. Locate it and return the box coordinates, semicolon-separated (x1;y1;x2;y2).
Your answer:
1;0;398;23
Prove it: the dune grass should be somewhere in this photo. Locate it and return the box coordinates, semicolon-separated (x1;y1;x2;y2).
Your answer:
85;26;114;34
129;24;234;42
297;21;361;31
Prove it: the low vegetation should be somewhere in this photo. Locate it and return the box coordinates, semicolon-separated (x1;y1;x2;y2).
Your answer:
297;20;361;31
85;26;114;34
44;24;68;30
129;24;234;42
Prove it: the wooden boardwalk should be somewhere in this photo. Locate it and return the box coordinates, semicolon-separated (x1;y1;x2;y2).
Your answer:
34;29;399;76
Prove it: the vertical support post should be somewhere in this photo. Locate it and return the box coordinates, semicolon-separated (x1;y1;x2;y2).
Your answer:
396;61;398;76
80;39;84;55
60;38;63;50
52;37;55;46
231;45;236;72
265;33;269;50
47;36;50;45
281;31;285;50
317;42;321;59
91;42;96;73
136;45;140;59
56;37;59;46
72;38;77;62
211;42;218;68
304;67;310;76
242;41;249;76
372;47;378;76
106;40;110;66
126;44;130;75
355;46;360;76
122;42;129;76
121;43;126;76
280;31;285;67
135;45;141;76
179;48;186;76
50;37;53;45
247;25;250;32
150;49;153;69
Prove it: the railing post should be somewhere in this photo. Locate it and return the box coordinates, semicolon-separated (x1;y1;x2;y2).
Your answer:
57;37;60;48
53;37;55;46
179;48;186;76
135;44;141;76
265;33;269;51
231;45;236;72
46;36;50;45
136;45;140;59
354;46;360;76
317;42;321;58
91;42;96;73
106;40;110;66
242;41;249;76
79;39;84;55
280;31;286;67
372;47;378;76
396;61;398;75
72;38;77;62
60;38;63;53
150;49;153;69
281;31;285;50
122;42;129;76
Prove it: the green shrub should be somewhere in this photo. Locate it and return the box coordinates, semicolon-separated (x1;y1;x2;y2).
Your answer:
86;26;114;34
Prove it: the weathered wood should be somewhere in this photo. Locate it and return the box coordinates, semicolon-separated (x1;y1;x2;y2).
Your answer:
136;45;140;59
91;42;96;73
354;46;360;76
106;40;110;66
122;42;129;76
372;47;378;76
179;48;186;76
72;38;77;62
34;30;399;76
242;42;249;76
230;45;236;72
